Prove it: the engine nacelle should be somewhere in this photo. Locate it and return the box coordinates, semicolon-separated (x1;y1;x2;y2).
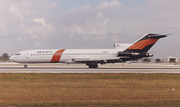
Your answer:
117;52;153;57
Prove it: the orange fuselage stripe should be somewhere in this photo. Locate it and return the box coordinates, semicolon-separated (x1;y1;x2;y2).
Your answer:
50;49;66;63
128;39;158;50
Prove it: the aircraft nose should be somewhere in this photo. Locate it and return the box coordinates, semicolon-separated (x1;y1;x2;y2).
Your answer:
9;56;13;60
9;56;16;62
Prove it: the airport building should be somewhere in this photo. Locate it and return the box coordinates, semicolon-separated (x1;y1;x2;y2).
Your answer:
167;57;179;63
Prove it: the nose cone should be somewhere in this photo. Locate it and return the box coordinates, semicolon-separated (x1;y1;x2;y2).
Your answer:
9;56;16;62
9;56;13;60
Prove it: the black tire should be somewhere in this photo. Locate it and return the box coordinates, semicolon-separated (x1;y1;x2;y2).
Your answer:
24;65;27;68
94;65;98;68
88;62;98;68
93;63;98;68
89;65;92;68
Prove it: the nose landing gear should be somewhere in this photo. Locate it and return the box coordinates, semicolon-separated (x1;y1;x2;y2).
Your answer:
24;64;27;68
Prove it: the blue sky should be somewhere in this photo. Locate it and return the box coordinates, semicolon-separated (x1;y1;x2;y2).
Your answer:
0;0;179;58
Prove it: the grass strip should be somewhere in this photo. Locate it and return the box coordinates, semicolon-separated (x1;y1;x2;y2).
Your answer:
0;73;179;106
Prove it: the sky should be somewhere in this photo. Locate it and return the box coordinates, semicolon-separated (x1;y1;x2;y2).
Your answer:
0;0;180;58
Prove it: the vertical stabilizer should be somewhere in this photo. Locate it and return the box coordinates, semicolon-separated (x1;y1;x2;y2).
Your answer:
125;34;167;53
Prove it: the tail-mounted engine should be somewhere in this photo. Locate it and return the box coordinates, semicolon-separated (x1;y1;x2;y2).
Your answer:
117;52;153;57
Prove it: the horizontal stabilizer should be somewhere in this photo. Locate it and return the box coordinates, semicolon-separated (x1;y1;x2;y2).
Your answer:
146;34;167;39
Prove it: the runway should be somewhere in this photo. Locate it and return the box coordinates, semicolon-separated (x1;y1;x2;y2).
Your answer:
0;62;180;73
0;68;180;73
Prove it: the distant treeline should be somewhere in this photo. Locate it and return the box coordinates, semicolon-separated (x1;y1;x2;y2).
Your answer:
0;53;9;61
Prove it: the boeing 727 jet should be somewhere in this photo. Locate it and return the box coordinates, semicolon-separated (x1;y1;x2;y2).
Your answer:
10;34;167;68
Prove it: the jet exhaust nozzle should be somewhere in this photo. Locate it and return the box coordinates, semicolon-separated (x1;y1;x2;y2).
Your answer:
146;53;153;57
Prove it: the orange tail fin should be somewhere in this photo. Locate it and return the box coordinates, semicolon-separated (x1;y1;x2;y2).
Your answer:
125;34;167;53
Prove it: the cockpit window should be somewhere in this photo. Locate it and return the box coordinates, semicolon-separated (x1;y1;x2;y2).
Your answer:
15;53;21;55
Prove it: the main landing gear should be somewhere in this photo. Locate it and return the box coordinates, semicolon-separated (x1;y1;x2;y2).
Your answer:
86;62;98;68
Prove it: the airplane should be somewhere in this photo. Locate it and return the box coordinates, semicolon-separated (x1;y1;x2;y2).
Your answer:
9;33;167;68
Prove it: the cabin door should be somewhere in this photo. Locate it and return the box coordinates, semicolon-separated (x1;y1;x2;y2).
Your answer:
26;53;30;59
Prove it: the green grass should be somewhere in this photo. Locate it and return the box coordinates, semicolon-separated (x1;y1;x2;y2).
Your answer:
0;73;180;106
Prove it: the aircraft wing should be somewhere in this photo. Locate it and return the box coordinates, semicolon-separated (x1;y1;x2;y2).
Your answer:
72;57;121;63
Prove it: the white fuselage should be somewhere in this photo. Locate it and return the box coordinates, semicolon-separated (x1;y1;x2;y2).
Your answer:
10;49;123;64
9;33;167;68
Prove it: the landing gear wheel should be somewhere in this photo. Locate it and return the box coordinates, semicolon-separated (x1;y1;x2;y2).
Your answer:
89;65;92;68
88;62;98;68
24;64;27;68
94;65;98;68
